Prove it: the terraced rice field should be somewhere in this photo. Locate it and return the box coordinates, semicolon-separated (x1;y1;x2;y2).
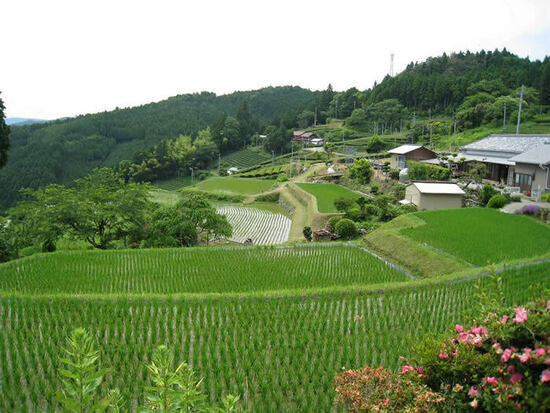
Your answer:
217;205;291;245
0;246;406;295
1;258;548;412
296;183;360;213
196;177;276;195
402;208;550;266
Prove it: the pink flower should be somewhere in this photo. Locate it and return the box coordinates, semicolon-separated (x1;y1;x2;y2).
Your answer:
513;307;528;323
456;324;464;333
535;348;546;357
439;350;448;359
487;376;498;385
541;369;550;383
401;365;414;375
519;349;532;363
468;386;480;396
500;314;509;324
510;372;523;384
471;326;487;336
502;348;514;362
457;332;471;343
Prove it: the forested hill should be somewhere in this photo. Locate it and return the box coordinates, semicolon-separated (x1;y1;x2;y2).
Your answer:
0;86;317;210
367;49;547;113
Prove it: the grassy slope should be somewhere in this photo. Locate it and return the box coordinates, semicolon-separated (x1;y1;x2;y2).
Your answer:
296;183;360;213
364;214;467;277
401;208;550;266
195;177;276;195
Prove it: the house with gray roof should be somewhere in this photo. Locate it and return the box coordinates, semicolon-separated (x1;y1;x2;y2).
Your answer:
456;134;550;198
509;142;550;196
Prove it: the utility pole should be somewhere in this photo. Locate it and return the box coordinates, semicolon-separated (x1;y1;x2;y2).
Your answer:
429;108;433;148
503;103;507;130
290;143;293;178
516;85;524;135
314;106;318;126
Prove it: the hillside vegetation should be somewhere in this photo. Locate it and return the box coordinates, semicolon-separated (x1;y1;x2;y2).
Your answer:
0;86;317;210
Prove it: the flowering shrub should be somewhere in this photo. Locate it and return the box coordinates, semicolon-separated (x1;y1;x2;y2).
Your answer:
334;366;444;412
335;298;550;412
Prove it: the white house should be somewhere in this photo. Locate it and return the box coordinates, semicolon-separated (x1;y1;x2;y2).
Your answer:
405;182;465;210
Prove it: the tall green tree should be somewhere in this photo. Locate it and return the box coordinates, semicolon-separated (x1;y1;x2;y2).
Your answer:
541;56;550;105
147;193;232;247
0;93;10;169
236;100;254;146
10;168;150;249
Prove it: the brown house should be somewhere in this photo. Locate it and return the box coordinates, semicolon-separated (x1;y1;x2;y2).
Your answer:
388;145;437;169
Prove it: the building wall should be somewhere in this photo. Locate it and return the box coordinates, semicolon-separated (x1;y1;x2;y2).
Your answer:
407;147;437;162
533;165;549;191
405;185;421;206
418;194;463;210
405;185;462;210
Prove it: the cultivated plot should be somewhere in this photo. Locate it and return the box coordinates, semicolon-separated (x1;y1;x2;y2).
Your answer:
0;245;407;295
401;208;550;266
217;205;291;245
1;262;548;412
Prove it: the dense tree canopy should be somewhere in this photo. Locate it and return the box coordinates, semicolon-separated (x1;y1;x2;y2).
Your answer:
0;93;9;169
10;168;151;249
0;87;318;210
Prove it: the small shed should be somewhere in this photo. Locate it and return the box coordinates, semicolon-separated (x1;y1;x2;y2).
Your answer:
405;182;465;210
388;145;437;169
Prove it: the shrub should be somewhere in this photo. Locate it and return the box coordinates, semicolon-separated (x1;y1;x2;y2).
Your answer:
333;196;355;212
302;226;312;242
348;158;373;184
487;194;509;209
328;216;342;232
334;218;358;239
479;184;498;206
336;298;550;412
521;204;540;216
389;169;400;180
345;206;363;222
276;173;288;182
408;161;451;181
335;366;445;412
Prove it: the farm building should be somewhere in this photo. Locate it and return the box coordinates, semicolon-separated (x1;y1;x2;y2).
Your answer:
405;182;465;210
456;134;550;196
292;131;321;145
388;144;437;169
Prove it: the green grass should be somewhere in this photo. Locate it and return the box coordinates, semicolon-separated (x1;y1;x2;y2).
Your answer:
1;261;549;411
152;176;192;190
296;183;360;213
149;188;181;205
195;177;276;195
221;148;272;169
401;208;550;266
0;246;407;295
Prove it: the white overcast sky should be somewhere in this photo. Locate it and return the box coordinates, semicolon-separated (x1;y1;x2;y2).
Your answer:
1;0;550;119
